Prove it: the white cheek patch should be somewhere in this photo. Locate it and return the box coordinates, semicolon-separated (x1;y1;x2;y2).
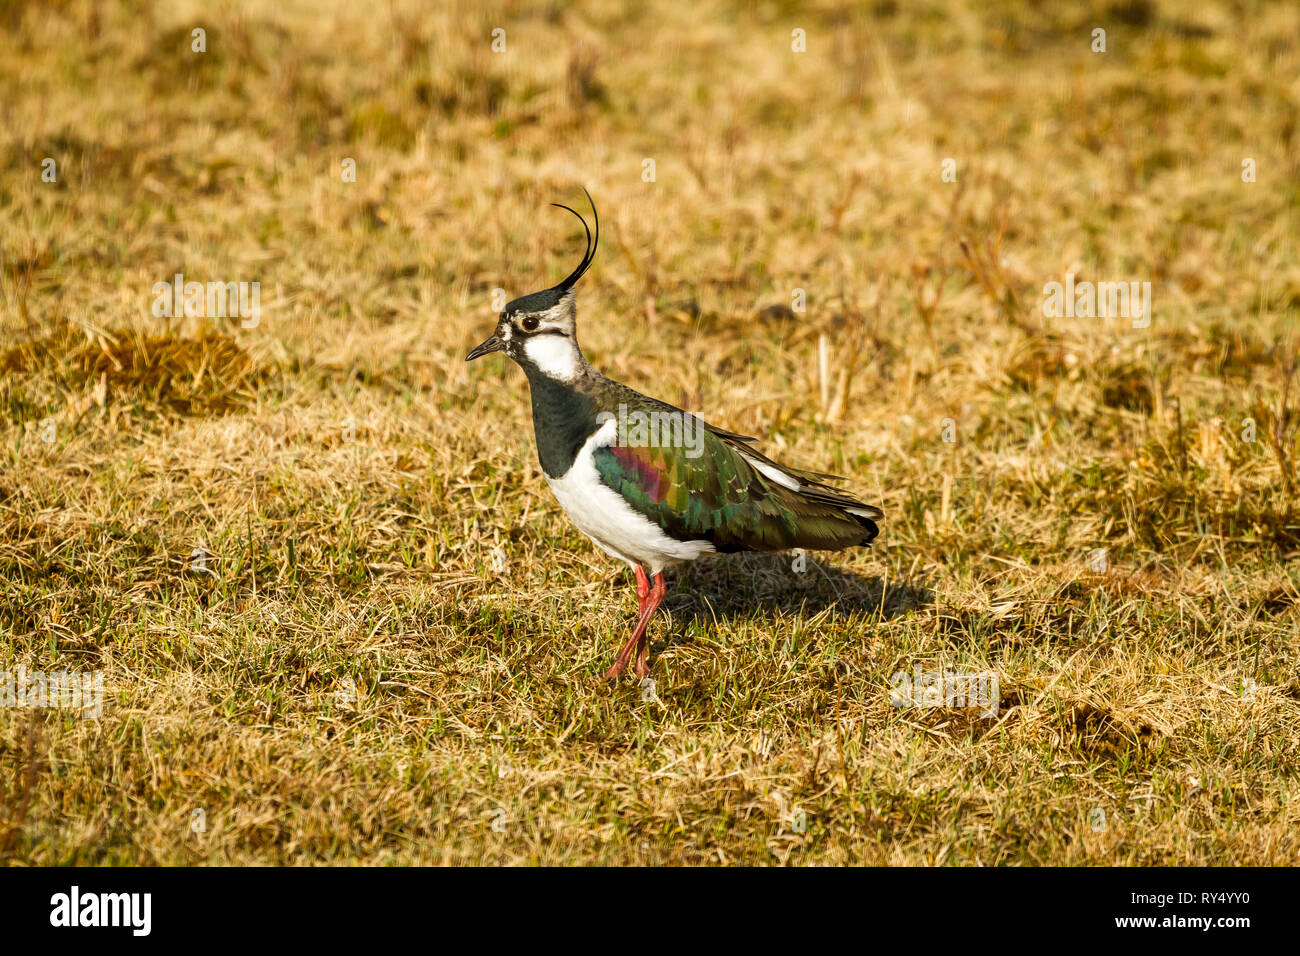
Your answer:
523;334;581;381
537;298;574;330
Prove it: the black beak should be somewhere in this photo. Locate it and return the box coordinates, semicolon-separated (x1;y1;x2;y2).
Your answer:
466;334;504;362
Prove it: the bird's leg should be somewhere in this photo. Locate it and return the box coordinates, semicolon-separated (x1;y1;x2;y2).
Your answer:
603;606;654;679
601;566;653;680
633;564;651;611
633;572;667;679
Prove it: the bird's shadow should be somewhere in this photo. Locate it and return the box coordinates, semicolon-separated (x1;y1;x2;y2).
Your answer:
657;552;932;639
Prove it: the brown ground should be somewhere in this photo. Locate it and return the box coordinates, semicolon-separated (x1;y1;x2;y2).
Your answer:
1;0;1298;864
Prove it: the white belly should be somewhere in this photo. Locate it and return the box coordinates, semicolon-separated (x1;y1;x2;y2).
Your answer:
545;419;715;574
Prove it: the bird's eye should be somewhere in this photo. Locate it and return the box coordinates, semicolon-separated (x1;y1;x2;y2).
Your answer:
521;316;540;331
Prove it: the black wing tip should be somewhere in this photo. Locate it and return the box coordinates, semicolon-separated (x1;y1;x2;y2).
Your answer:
850;510;882;545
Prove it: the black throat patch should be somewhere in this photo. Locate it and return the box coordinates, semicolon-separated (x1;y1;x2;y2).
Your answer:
522;364;600;479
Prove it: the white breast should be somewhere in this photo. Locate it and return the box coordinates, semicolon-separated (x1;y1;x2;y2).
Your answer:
545;418;716;575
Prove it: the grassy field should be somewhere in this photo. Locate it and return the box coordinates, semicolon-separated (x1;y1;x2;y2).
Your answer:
1;0;1298;865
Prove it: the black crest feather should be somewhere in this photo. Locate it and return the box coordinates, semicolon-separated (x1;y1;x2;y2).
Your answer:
550;188;599;292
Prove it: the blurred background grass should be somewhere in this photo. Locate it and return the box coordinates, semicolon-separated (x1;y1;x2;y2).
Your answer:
1;0;1298;864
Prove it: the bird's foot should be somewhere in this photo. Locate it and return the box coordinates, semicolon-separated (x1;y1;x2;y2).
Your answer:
597;633;641;682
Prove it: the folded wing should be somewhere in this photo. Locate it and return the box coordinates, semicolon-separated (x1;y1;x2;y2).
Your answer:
592;419;881;553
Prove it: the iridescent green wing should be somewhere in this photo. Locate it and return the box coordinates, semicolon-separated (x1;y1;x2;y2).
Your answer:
592;422;878;552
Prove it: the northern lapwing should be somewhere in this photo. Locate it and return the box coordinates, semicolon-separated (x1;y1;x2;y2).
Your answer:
466;191;883;680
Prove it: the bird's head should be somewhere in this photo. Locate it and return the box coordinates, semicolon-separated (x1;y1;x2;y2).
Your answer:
466;190;598;382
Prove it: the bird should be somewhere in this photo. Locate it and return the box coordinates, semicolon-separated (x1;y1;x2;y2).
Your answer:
466;191;883;681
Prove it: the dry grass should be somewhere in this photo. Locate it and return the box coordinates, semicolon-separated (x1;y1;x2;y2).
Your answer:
2;0;1299;865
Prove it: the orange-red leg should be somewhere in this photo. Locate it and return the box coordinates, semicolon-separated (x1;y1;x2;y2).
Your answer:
602;567;664;680
634;573;666;679
633;564;650;608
